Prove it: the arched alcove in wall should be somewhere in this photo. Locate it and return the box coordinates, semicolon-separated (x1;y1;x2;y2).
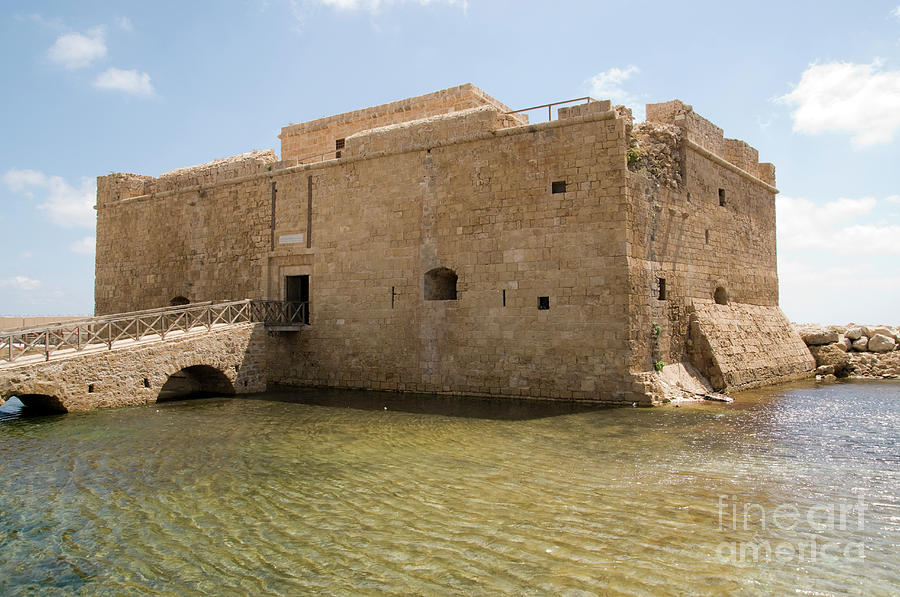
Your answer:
714;286;729;305
424;267;458;301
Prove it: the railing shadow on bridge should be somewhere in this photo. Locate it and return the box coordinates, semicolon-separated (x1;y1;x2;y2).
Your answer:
0;299;307;365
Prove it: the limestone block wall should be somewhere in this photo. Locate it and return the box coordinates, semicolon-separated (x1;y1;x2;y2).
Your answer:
265;109;636;403
279;84;526;163
95;171;274;314
0;323;267;412
343;106;522;158
688;303;814;390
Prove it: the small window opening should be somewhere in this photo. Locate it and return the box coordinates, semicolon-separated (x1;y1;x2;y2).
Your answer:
502;289;506;307
538;296;550;310
714;286;729;305
335;138;345;158
143;378;150;388
718;188;726;206
170;296;190;306
88;384;95;393
705;229;710;244
657;278;667;300
424;267;458;301
551;181;567;194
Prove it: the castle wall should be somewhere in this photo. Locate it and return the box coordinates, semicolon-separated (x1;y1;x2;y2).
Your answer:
624;102;809;390
279;84;526;163
97;106;641;404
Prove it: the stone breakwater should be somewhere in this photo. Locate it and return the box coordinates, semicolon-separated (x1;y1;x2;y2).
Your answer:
795;323;899;380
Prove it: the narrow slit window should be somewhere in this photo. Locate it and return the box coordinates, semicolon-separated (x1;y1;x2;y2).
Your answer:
551;181;567;194
335;138;345;158
502;289;506;307
538;296;550;310
718;188;726;206
705;229;710;244
143;378;150;388
657;278;667;300
88;384;95;393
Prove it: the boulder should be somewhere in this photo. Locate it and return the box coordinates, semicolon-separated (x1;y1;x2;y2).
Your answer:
808;343;850;376
840;336;852;351
864;326;897;341
852;337;869;351
798;325;839;346
868;334;897;353
816;364;835;375
845;326;864;341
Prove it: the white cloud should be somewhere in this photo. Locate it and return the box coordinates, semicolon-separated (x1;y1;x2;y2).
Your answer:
116;16;134;31
586;66;644;119
3;169;96;229
47;28;106;69
887;194;900;203
777;195;900;255
893;5;900;18
778;60;900;147
69;237;96;255
0;277;41;291
20;252;33;259
93;68;154;96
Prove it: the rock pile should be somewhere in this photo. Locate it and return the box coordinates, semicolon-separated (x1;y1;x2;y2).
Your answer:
795;324;899;379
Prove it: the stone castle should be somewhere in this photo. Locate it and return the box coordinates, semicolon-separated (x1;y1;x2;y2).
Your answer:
94;84;814;405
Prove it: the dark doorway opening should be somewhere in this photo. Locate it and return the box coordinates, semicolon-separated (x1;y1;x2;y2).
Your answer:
285;275;310;324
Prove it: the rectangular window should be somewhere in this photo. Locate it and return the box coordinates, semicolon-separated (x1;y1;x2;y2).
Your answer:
718;188;726;206
551;181;567;194
335;138;345;159
538;296;550;310
657;278;667;300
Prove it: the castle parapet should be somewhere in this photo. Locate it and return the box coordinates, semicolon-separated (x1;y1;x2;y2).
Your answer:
646;99;774;185
96;150;278;205
343;105;522;158
278;83;526;164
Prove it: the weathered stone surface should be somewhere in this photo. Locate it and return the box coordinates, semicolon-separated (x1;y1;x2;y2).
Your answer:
868;334;897;353
797;325;840;346
849;351;900;378
816;364;835;375
866;327;898;342
808;343;851;377
690;304;815;391
0;323;267;412
837;336;851;351
845;326;864;341
852;337;869;351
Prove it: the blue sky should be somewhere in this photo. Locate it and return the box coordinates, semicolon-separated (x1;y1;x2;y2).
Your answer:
1;0;898;324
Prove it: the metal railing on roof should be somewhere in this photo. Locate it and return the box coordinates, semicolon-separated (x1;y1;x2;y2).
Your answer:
507;97;597;122
0;299;307;365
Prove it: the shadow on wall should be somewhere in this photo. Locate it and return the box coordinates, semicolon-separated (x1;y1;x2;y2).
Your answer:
157;365;235;402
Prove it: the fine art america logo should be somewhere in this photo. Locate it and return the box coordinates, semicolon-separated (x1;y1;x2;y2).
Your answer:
715;491;867;563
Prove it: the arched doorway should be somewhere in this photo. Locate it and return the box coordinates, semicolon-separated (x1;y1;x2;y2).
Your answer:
169;296;190;306
157;365;234;402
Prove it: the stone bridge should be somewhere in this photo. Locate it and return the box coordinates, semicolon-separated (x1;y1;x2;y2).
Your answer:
0;300;304;414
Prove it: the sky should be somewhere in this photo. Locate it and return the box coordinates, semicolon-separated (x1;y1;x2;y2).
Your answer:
1;0;898;324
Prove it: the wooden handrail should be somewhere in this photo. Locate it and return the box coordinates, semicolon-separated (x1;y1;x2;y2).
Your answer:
0;299;307;364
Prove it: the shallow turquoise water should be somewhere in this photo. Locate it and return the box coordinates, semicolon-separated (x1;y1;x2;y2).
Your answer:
1;381;898;595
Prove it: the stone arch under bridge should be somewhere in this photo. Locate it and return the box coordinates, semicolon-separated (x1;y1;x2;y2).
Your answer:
0;323;267;413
